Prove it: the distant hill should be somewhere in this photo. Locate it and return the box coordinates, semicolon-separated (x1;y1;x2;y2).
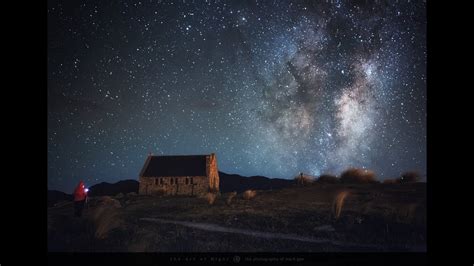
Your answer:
84;174;293;195
48;190;73;207
219;171;294;193
48;173;293;206
88;180;139;197
48;180;139;207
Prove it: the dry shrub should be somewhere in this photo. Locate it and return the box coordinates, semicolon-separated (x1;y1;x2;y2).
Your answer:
205;192;217;205
89;196;123;239
340;168;378;184
317;174;339;184
243;190;257;200
400;171;421;183
383;178;399;184
226;191;237;205
333;190;350;219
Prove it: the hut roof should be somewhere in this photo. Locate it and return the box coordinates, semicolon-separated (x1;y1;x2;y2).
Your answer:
139;155;208;177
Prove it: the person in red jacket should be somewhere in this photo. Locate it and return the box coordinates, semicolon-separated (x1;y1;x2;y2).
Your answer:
73;180;88;217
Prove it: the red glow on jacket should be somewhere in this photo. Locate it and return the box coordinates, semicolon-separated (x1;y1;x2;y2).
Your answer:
73;181;87;201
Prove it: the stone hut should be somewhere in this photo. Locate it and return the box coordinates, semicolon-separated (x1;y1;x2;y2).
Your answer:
138;153;219;196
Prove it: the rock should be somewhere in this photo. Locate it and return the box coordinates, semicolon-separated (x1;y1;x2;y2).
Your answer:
127;192;137;197
116;193;124;199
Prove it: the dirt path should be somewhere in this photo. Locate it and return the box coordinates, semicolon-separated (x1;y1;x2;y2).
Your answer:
139;217;382;250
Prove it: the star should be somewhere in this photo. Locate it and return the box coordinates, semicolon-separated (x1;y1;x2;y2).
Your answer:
48;0;426;192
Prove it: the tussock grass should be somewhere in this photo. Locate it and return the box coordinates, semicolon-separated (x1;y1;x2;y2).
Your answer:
243;190;257;200
89;196;123;239
205;193;217;205
227;192;237;205
333;190;350;219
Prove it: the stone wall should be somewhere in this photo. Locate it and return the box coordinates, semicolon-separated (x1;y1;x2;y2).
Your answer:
139;175;209;196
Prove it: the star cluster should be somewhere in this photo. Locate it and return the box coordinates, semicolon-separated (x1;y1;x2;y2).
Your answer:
48;0;426;192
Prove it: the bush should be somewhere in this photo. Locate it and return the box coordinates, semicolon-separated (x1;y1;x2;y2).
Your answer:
243;190;257;200
205;193;217;205
340;168;378;184
226;191;237;205
400;171;421;183
317;174;339;184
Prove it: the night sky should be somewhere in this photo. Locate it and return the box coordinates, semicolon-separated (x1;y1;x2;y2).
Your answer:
48;0;426;192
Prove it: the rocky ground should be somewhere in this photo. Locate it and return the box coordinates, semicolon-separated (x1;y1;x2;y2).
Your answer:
47;183;426;252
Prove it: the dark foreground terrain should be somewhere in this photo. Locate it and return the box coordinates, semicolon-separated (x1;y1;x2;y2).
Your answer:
48;183;426;252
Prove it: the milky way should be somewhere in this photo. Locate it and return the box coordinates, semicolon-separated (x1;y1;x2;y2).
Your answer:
48;0;426;192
